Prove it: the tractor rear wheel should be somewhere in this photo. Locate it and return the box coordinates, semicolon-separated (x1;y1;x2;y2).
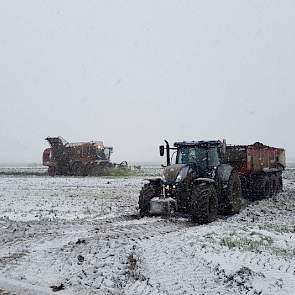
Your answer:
190;183;218;224
138;182;160;217
223;171;242;214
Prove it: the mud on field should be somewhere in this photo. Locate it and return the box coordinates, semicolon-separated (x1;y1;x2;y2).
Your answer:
0;168;294;294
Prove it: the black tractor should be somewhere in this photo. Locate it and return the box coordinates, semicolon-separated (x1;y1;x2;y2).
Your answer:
138;140;243;224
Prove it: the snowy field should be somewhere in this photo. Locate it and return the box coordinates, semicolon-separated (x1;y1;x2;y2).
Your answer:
0;167;294;294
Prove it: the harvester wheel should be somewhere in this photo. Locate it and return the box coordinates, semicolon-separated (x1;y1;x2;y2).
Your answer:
84;163;93;176
190;183;218;224
48;166;56;177
71;162;85;176
223;171;242;214
138;183;160;217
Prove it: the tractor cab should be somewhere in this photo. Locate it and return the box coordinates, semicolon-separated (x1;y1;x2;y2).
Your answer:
175;141;223;171
160;140;225;184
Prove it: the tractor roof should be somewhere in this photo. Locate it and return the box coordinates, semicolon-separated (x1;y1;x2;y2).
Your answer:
174;140;222;147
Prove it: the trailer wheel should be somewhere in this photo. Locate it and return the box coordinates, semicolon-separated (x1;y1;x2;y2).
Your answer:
190;183;218;224
255;175;271;199
48;166;56;177
138;183;160;217
223;171;242;214
270;174;278;196
277;175;283;192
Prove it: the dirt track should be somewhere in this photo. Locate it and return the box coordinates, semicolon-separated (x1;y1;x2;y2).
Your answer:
0;169;294;294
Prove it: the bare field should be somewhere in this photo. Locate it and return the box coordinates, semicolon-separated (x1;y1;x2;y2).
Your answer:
0;168;294;294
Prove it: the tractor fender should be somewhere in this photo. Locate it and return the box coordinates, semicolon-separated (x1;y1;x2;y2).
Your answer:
145;178;162;184
216;164;233;183
194;178;215;185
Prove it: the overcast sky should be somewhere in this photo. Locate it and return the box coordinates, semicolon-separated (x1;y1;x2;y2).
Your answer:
0;0;294;164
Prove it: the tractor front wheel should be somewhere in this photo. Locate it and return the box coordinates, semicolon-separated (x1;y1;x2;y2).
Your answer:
138;182;160;217
190;183;218;224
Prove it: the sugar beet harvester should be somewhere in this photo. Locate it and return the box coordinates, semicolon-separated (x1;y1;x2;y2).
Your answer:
42;137;127;176
138;140;285;224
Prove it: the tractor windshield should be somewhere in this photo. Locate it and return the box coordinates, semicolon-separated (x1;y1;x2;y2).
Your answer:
176;146;220;170
103;147;112;160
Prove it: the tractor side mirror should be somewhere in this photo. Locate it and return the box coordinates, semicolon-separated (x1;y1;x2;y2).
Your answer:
159;145;165;156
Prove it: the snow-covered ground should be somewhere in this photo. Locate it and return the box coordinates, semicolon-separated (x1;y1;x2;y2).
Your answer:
0;169;294;294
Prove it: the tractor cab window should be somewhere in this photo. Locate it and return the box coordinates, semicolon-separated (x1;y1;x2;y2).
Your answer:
103;148;112;160
208;147;220;167
177;146;220;170
177;147;207;170
89;146;97;157
96;148;106;160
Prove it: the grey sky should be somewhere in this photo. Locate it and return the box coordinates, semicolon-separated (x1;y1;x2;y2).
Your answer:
0;0;294;163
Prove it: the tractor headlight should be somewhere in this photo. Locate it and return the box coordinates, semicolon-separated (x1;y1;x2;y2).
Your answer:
175;166;189;183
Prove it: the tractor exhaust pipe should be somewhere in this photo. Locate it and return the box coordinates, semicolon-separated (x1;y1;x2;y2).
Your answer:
164;140;170;166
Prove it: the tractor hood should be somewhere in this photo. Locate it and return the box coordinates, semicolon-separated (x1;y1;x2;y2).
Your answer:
163;164;189;183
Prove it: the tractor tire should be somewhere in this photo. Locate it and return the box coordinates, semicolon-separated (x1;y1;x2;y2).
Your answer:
223;171;242;214
190;183;218;224
138;183;160;217
48;166;56;177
